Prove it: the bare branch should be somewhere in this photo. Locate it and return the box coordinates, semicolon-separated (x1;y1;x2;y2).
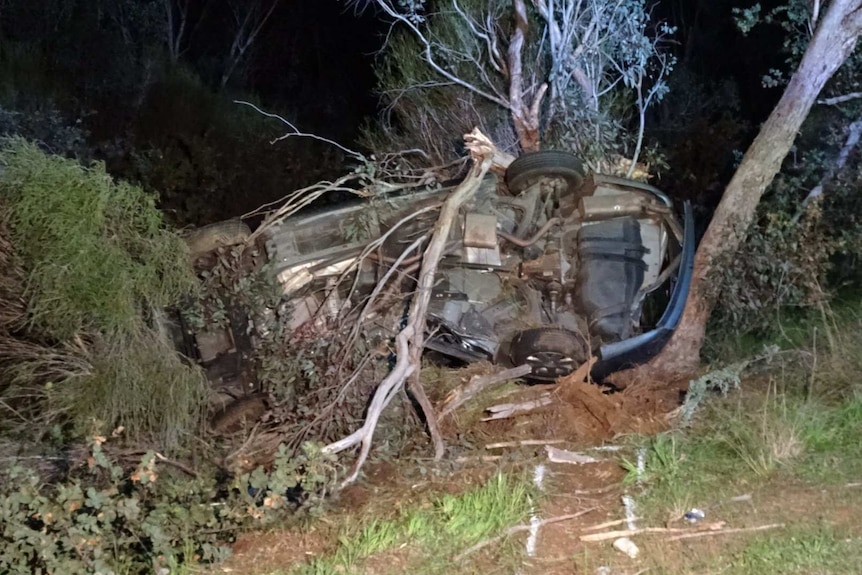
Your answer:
322;128;497;485
794;117;862;219
372;1;510;107
818;91;862;105
235;100;365;160
455;507;599;560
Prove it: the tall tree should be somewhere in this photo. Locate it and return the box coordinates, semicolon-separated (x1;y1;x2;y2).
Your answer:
356;0;673;166
221;0;281;88
646;0;862;375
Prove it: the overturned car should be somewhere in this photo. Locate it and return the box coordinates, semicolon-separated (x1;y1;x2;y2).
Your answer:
186;151;693;384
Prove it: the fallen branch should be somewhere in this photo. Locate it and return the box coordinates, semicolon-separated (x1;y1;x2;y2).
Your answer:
580;522;727;542
482;394;553;421
455;507;599;560
545;446;600;464
408;370;445;460
322;128;497;485
582;517;642;532
438;364;532;420
818;90;862;105
794;117;862;221
153;452;198;478
667;523;785;542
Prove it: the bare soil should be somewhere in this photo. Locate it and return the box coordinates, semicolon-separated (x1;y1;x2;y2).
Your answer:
469;369;688;447
212;371;691;574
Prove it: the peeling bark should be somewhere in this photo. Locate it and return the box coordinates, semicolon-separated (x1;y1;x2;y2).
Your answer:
509;0;545;151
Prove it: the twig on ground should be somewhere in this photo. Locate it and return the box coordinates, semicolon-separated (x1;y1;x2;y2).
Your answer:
485;439;565;449
581;522;727;542
582;517;641;532
482;394;553;420
153;452;198;478
223;422;261;469
667;523;785;542
545;446;601;464
455;507;599;560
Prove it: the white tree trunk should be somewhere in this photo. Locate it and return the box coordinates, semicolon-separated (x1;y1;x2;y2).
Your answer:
648;0;862;374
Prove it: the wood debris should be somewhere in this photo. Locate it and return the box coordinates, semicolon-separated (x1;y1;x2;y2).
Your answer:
482;394;553;420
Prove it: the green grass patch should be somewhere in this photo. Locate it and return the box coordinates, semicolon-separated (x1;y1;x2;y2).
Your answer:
730;524;862;574
627;386;862;522
632;297;862;520
286;473;534;575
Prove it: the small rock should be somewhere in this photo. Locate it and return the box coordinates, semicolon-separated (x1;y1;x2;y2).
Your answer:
612;536;640;558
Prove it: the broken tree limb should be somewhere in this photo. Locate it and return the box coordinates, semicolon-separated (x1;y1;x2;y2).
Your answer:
582;517;642;532
322;128;496;484
438;364;532;420
794;117;862;221
482;394;553;421
545;446;600;465
580;522;727;542
408;370;445;460
667;523;785;542
454;507;599;561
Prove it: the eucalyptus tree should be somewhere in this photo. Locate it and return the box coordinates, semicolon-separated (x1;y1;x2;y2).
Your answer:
353;0;675;168
648;0;862;374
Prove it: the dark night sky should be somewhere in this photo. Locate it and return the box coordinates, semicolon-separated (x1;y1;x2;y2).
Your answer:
248;0;385;141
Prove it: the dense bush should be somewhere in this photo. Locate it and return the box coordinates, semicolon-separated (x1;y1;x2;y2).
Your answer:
1;140;194;337
0;438;338;574
0;140;204;448
708;203;835;337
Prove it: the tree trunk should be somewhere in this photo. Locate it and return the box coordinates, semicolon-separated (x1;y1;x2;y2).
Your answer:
647;0;862;375
509;0;545;151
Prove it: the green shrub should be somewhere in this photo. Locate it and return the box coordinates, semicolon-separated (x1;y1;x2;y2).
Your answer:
0;138;195;339
0;438;338;574
0;139;204;447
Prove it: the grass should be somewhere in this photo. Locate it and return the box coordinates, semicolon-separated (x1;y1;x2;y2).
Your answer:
283;472;535;575
241;299;862;575
730;524;862;574
627;298;862;522
627;388;862;524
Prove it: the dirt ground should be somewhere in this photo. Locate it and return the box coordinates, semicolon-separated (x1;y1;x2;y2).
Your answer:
217;459;862;575
213;371;692;574
470;367;689;445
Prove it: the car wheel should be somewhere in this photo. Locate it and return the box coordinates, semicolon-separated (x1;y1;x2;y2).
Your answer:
184;220;252;257
505;151;587;196
509;327;589;381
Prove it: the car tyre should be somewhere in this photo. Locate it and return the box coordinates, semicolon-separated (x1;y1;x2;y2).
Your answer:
509;327;589;381
505;151;587;196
